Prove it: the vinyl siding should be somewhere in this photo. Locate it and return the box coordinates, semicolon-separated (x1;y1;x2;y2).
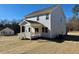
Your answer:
50;6;66;38
25;14;51;38
24;5;66;38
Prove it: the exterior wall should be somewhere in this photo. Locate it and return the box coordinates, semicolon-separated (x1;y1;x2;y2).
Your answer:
26;17;37;21
24;23;43;38
50;6;66;38
24;5;66;38
25;14;51;38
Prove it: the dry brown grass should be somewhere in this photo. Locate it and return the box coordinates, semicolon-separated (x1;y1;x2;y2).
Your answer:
0;35;79;54
68;31;79;36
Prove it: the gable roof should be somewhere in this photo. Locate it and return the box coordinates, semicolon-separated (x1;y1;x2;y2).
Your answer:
26;20;41;24
0;27;14;31
19;20;43;26
25;5;59;18
1;27;14;31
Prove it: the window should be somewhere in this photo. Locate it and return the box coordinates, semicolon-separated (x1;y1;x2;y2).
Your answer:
3;32;5;34
9;32;11;34
35;28;39;32
60;17;63;22
42;27;48;33
5;32;7;35
45;27;48;32
22;26;25;32
46;14;49;20
28;28;30;32
42;27;44;32
37;16;39;21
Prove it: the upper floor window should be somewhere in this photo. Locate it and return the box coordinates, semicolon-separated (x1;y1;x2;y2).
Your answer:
46;14;49;20
37;16;39;21
60;17;63;22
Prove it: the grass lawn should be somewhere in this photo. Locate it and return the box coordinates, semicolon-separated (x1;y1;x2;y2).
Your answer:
68;31;79;36
0;35;79;54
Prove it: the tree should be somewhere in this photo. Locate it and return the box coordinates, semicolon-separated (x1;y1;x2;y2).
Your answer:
10;19;20;34
67;5;79;31
72;5;79;17
69;16;79;31
0;19;20;34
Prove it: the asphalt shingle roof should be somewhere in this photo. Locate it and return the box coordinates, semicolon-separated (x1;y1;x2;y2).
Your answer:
25;5;59;18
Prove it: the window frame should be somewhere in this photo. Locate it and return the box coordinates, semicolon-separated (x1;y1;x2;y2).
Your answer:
46;14;49;20
37;16;39;21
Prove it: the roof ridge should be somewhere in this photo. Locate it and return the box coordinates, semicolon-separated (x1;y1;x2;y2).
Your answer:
25;5;59;18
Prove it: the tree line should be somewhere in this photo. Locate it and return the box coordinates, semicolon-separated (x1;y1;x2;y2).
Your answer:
66;5;79;32
0;19;22;34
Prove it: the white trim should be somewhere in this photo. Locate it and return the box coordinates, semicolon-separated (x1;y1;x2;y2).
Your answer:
19;20;28;25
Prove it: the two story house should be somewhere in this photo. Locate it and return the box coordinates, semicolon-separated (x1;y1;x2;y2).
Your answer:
18;5;66;40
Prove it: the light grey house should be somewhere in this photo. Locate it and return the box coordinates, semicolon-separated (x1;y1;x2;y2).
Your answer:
0;27;14;36
18;5;66;40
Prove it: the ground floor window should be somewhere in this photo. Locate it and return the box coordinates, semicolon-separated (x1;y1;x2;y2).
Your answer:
45;27;48;32
9;32;11;34
1;31;6;35
28;28;30;32
3;32;5;34
42;27;44;32
42;27;48;33
22;26;25;32
35;28;39;32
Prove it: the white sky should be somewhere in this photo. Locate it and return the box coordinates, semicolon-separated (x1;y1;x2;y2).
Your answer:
0;0;78;4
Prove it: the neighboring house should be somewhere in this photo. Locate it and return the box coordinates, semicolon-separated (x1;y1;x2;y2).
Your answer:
0;27;14;36
18;5;66;40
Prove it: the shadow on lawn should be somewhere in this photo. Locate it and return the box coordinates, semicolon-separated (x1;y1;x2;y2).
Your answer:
21;35;79;43
41;35;65;43
39;35;79;43
50;35;79;43
63;35;79;41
